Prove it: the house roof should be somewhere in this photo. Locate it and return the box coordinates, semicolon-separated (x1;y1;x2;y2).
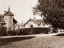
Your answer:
24;18;51;26
24;18;43;26
4;7;14;16
0;14;17;24
13;18;17;24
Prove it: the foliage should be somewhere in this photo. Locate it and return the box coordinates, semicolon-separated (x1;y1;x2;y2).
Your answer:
33;0;64;29
7;30;16;35
0;26;7;36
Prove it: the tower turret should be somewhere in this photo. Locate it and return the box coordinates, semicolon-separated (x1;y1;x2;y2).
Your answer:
4;7;14;31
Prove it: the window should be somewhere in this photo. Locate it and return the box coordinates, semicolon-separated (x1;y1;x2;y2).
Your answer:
30;25;33;28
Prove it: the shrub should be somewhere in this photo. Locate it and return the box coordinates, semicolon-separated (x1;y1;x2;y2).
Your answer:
7;30;16;35
15;29;21;35
0;26;7;36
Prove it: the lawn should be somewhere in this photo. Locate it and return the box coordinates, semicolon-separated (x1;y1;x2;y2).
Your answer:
0;36;64;48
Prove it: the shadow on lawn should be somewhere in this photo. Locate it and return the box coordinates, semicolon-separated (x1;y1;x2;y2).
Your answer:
0;36;35;47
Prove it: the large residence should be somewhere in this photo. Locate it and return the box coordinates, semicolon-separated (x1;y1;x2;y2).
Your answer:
0;7;17;31
18;17;53;34
0;7;53;34
24;18;51;28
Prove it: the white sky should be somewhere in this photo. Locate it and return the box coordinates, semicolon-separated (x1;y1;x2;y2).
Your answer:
0;0;42;23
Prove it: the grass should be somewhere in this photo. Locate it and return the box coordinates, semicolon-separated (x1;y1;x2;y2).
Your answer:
0;36;64;48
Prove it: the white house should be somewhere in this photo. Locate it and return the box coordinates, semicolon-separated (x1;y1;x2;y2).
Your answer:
24;18;51;28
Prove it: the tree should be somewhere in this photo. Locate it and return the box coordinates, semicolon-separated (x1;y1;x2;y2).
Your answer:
33;0;64;29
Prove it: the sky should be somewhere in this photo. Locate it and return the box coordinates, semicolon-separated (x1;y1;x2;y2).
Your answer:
0;0;42;23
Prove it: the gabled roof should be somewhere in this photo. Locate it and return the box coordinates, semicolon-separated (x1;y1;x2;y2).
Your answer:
24;18;51;26
4;7;14;16
24;18;43;26
13;18;17;24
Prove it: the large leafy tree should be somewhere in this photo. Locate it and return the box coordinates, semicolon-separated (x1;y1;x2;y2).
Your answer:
33;0;64;29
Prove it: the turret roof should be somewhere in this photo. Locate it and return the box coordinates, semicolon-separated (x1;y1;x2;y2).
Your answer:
4;7;14;16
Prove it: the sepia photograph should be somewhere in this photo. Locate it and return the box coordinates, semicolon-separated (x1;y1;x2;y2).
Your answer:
0;0;64;48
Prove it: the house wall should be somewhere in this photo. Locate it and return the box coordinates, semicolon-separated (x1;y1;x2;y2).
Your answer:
4;16;13;31
25;20;38;28
25;20;50;28
0;16;4;22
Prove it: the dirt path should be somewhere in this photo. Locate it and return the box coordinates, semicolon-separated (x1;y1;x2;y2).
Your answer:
0;33;60;38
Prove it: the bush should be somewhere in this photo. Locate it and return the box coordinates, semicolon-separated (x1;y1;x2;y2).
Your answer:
19;29;28;35
53;28;57;33
7;30;16;35
15;29;21;35
0;26;7;36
